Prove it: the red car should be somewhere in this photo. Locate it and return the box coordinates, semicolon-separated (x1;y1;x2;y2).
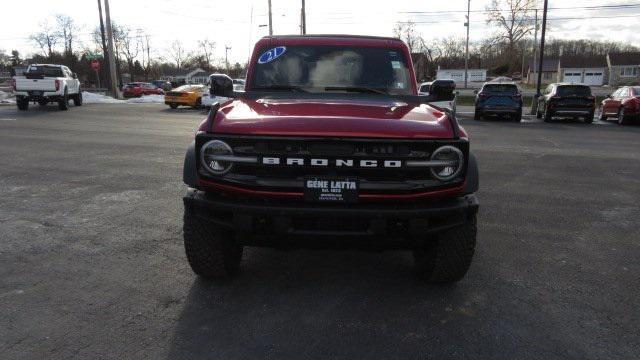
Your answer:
122;82;164;98
600;86;640;125
181;35;479;283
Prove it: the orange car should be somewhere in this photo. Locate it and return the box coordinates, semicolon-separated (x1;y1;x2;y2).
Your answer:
164;84;206;109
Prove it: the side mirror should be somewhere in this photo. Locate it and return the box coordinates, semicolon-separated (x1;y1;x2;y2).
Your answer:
72;73;78;79
606;94;611;99
209;73;234;98
473;89;478;94
429;80;456;102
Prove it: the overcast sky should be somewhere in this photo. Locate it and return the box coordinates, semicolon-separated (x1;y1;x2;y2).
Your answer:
1;0;638;65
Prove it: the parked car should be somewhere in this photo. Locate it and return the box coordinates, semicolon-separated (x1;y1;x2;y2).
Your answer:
164;84;206;109
474;82;522;121
536;83;595;123
418;79;456;114
181;35;479;283
11;64;82;111
232;78;245;91
599;86;640;125
122;82;164;98
202;74;233;107
150;80;172;91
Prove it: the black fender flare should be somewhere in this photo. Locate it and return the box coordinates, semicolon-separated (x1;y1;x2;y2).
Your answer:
464;153;479;194
183;141;197;188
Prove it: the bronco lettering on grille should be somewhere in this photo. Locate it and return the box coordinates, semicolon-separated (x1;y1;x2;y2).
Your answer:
261;157;403;168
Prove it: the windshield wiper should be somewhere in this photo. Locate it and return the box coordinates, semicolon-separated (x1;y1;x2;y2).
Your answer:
324;86;388;94
252;85;307;93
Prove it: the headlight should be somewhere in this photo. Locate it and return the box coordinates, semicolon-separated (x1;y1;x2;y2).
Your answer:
201;140;233;174
430;145;464;181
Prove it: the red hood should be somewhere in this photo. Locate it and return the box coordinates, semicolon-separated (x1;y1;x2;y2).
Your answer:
210;97;455;139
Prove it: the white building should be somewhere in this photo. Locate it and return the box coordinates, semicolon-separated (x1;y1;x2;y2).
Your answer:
436;68;487;83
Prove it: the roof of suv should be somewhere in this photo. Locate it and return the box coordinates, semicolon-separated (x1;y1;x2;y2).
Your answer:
258;34;405;47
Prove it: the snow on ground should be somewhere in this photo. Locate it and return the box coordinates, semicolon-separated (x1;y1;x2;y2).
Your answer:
0;91;164;105
0;91;16;104
125;94;164;104
82;91;165;104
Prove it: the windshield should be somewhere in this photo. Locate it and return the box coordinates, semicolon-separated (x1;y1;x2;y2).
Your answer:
251;45;413;95
557;85;591;96
483;84;518;94
28;65;63;77
632;87;640;96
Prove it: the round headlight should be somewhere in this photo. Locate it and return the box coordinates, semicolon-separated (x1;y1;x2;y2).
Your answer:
201;140;233;174
430;145;464;181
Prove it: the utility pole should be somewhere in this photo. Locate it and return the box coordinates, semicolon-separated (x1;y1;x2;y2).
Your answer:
301;0;306;35
464;0;470;89
225;46;231;73
96;0;110;93
529;8;538;114
104;0;120;99
268;0;273;35
533;0;548;113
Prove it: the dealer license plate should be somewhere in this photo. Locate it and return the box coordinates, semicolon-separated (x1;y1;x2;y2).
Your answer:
304;177;359;203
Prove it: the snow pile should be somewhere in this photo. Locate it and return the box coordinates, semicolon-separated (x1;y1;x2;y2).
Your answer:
82;91;165;104
0;90;15;104
82;91;124;104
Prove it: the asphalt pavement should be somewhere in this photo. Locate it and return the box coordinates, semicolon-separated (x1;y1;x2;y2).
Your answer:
1;103;639;359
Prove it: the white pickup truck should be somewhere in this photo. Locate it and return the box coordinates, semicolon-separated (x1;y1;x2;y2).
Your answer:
11;64;82;111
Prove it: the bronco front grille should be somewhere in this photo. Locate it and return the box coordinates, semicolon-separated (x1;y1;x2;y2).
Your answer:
196;134;468;193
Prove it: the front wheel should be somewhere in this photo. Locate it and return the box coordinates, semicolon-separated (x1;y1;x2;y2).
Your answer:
618;107;628;125
169;103;178;109
413;214;477;283
183;203;243;279
193;98;202;108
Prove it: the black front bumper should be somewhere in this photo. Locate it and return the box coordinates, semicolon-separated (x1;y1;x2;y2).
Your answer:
183;189;478;249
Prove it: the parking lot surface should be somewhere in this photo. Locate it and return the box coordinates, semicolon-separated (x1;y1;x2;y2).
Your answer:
1;104;639;359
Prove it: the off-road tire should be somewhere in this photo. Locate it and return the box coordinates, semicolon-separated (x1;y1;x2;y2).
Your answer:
543;106;552;122
413;215;477;283
170;103;178;109
584;111;594;124
17;97;29;111
183;204;243;279
73;91;83;106
618;107;628;125
58;89;69;110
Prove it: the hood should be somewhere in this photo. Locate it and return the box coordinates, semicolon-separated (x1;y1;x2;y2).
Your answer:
210;97;455;139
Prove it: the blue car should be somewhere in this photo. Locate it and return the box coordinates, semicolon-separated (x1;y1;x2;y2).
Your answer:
474;83;523;122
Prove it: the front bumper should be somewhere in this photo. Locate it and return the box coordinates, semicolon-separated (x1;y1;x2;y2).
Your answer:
184;189;479;249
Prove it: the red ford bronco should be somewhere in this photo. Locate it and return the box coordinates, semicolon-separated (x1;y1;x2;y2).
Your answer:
182;35;479;283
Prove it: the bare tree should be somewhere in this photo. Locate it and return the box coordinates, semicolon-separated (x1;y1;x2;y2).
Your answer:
55;14;79;55
141;34;153;80
393;21;425;54
197;39;216;68
168;40;186;69
111;25;140;81
486;0;536;57
30;20;60;57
